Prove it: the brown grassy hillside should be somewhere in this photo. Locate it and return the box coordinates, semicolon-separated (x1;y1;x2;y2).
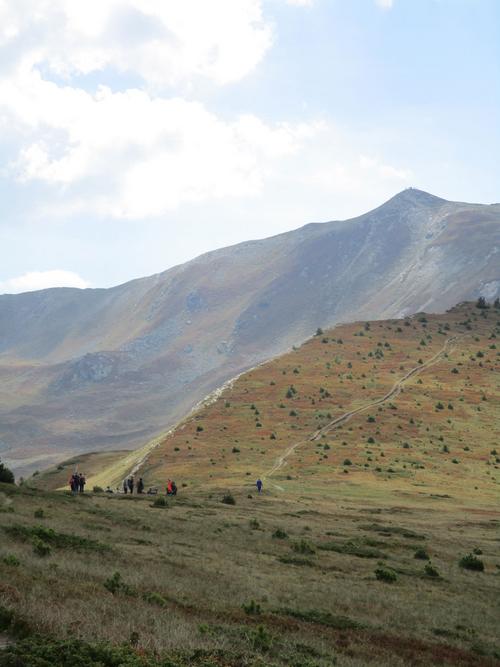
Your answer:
135;301;499;505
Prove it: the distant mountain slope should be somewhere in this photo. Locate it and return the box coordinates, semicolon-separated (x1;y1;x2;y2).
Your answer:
1;189;499;475
128;302;499;504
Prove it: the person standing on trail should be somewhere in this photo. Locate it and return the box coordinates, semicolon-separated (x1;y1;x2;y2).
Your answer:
79;474;86;493
137;478;144;494
69;474;78;495
256;479;263;493
123;479;128;494
166;479;173;495
128;476;134;494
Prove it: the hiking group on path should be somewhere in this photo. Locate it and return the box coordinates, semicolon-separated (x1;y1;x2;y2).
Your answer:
69;472;86;495
119;476;177;496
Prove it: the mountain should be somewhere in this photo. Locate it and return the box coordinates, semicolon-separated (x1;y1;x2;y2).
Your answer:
1;189;499;475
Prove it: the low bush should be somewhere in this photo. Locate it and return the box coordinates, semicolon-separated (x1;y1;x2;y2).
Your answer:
0;635;172;666
93;486;104;493
0;459;15;484
151;496;167;508
2;554;20;567
143;591;167;607
221;493;235;505
414;548;430;560
32;537;51;558
424;563;440;578
242;599;261;615
292;539;315;555
272;528;288;539
318;540;387;559
375;567;397;583
103;571;135;596
459;553;484;571
3;524;110;553
34;509;45;519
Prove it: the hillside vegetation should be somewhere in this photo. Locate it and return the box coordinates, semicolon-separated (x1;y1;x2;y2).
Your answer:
131;302;499;505
3;301;498;665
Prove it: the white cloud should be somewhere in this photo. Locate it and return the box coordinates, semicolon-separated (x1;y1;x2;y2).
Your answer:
0;0;272;87
0;69;323;216
0;270;90;294
375;0;394;9
0;0;325;218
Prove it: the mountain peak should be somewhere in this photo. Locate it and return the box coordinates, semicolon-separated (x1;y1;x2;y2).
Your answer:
388;188;447;207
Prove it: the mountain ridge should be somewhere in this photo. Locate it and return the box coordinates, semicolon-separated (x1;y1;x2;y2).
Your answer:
1;189;499;475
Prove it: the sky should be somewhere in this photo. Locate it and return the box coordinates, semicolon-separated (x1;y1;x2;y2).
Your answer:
0;0;499;293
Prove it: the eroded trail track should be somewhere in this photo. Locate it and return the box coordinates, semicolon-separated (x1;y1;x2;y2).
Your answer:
265;336;460;485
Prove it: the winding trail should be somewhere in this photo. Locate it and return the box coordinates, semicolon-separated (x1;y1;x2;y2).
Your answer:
264;336;460;486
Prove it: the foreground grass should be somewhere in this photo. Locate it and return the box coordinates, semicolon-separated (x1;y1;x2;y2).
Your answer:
1;481;499;666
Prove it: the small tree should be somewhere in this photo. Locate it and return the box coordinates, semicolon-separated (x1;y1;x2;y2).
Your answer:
494;297;500;309
0;458;14;484
315;327;324;336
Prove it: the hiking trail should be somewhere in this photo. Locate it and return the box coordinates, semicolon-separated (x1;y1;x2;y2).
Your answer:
264;335;460;487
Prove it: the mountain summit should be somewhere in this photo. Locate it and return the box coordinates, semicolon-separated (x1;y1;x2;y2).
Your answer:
1;190;499;474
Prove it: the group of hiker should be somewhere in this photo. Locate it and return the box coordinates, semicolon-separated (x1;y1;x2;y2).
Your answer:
122;476;144;494
121;475;177;496
69;471;262;497
69;472;86;495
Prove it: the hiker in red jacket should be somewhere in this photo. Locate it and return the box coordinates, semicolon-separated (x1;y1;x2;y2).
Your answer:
166;479;173;495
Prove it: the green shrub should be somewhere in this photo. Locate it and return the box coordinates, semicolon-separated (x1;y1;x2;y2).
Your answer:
318;540;387;559
143;591;167;607
0;458;15;484
2;554;20;567
414;548;430;560
103;571;135;596
34;509;44;519
196;425;204;432
0;635;168;666
93;486;104;493
249;518;260;530
424;563;440;578
459;553;484;571
272;528;288;539
247;625;272;652
3;524;110;553
152;496;167;508
222;493;235;505
242;599;261;615
375;567;397;583
343;459;352;466
32;537;51;558
292;539;315;555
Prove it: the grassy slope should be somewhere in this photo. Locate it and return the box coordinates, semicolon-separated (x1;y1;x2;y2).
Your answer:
132;303;499;505
1;302;499;666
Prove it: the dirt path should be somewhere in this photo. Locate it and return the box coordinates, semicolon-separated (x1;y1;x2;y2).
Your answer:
264;336;460;485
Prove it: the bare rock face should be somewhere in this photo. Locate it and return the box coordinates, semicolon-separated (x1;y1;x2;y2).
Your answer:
1;189;499;475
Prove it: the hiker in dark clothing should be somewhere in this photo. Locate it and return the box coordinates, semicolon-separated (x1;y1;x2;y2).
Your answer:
127;476;134;494
79;474;86;493
137;478;144;494
256;479;263;493
123;479;128;494
69;474;78;495
171;481;177;496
